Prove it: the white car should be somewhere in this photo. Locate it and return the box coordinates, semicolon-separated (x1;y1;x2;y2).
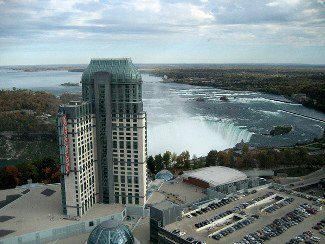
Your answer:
179;232;186;236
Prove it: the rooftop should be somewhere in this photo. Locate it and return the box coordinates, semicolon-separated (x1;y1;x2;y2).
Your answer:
152;201;179;211
158;179;205;205
182;166;248;187
0;184;124;239
81;58;141;83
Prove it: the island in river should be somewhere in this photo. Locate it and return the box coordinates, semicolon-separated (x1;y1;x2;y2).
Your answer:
60;82;79;87
270;125;293;136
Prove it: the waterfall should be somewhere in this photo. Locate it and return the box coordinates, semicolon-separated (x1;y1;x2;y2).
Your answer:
147;116;253;156
213;122;252;147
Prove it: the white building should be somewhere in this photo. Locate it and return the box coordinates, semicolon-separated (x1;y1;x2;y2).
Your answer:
58;101;98;217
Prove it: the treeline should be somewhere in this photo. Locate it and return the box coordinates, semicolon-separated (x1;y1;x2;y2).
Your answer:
147;150;194;175
148;144;325;175
0;90;81;133
0;112;56;133
0;157;60;189
0;89;58;115
152;67;325;112
204;146;325;169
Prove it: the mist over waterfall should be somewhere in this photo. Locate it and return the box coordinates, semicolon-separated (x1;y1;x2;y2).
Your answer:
211;121;253;148
147;116;253;156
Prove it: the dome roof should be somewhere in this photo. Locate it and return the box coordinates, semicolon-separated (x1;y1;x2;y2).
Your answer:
81;58;141;84
155;170;173;181
87;219;134;244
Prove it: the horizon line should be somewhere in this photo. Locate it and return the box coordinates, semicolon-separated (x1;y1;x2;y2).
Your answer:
1;62;325;67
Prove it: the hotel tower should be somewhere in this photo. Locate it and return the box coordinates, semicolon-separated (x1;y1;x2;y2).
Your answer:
58;58;148;217
81;58;147;205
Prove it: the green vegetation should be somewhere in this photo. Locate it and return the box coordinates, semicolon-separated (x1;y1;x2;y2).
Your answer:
0;136;58;162
148;137;324;176
0;90;81;133
147;150;190;175
217;147;324;169
270;125;292;136
275;167;317;177
151;65;325;112
205;150;218;167
0;89;81;163
0;89;58;114
0;157;60;189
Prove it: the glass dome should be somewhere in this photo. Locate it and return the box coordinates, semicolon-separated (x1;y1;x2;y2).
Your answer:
87;219;134;244
155;170;173;181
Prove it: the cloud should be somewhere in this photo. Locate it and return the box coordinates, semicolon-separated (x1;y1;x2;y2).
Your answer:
134;0;161;13
0;0;324;64
190;5;214;21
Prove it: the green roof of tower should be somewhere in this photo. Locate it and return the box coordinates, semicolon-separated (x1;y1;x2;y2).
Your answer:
81;58;141;84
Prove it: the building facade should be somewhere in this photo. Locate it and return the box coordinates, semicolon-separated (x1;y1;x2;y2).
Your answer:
150;201;182;244
58;101;98;217
81;58;148;205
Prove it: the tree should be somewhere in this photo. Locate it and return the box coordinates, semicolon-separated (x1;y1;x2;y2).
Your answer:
162;151;172;169
0;167;18;189
147;156;155;174
154;154;164;173
256;151;269;169
206;150;218;166
241;144;249;155
176;151;190;168
33;157;57;181
171;152;177;163
51;169;61;183
184;160;191;170
17;162;39;185
217;151;232;166
5;165;19;177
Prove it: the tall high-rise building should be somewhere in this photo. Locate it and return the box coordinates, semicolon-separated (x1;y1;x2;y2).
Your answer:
81;58;148;205
58;101;98;217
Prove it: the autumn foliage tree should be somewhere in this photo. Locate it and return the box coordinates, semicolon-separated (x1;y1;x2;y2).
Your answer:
0;166;19;189
0;157;61;190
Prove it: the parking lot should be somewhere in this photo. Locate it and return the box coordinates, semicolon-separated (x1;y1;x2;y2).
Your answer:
163;185;324;244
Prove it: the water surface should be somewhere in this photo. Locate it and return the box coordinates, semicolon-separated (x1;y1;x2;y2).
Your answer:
1;68;324;156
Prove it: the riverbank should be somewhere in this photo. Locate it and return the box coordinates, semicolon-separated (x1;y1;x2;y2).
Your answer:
151;65;325;113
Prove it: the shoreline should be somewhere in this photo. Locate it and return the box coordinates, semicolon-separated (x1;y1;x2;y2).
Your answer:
158;77;325;114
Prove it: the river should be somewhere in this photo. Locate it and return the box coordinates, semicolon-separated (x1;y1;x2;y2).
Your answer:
0;68;324;156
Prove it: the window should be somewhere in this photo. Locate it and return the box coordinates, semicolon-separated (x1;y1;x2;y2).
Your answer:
121;175;125;183
126;141;131;149
128;176;132;184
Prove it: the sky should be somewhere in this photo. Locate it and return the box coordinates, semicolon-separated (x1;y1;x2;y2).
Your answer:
0;0;324;65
